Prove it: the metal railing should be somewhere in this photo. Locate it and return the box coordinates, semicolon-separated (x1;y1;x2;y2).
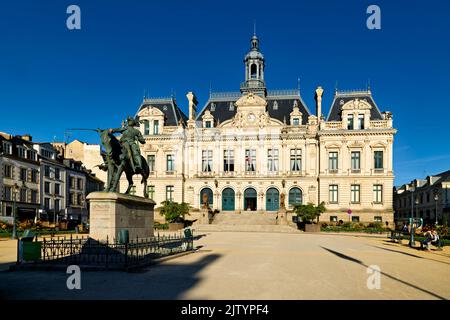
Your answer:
22;233;193;270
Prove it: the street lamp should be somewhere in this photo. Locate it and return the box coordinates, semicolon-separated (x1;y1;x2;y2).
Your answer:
11;183;19;240
409;186;415;247
434;193;439;225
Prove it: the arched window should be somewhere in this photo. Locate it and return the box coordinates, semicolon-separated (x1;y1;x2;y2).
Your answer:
250;64;257;79
289;188;303;207
200;188;213;207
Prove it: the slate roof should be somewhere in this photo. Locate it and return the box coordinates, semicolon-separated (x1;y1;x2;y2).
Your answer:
196;91;311;125
136;97;188;127
327;90;383;121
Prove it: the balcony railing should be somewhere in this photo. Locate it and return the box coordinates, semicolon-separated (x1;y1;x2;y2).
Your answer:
370;120;390;129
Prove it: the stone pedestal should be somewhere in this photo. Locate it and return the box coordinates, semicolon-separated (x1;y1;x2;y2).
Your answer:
200;208;212;224
87;192;155;242
277;207;288;225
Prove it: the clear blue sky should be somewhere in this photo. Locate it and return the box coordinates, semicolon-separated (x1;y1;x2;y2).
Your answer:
1;0;449;186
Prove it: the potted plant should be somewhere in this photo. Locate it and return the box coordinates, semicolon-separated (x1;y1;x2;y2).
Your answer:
294;202;326;232
159;201;191;231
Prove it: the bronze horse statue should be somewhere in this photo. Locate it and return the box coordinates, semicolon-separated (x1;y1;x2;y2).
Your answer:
95;128;149;197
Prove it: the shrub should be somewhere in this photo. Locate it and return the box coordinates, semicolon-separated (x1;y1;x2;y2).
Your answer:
342;222;351;228
294;202;326;224
159;201;190;223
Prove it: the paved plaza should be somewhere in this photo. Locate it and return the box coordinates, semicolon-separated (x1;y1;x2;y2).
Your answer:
1;232;449;300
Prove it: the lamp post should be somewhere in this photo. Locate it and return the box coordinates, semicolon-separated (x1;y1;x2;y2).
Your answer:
409;186;415;247
434;193;439;225
11;183;19;240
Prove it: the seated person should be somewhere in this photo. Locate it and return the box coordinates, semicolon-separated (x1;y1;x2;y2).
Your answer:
421;229;440;251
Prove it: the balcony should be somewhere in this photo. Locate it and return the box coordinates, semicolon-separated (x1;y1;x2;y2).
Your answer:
323;121;342;130
369;120;390;129
244;171;257;176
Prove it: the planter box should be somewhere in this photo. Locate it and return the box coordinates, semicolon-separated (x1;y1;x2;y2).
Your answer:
304;224;321;233
168;223;184;231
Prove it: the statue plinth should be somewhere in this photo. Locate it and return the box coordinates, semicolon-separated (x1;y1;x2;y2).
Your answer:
277;206;288;225
87;192;155;242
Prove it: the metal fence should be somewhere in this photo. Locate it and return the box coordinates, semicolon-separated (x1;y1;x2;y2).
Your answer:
19;232;194;270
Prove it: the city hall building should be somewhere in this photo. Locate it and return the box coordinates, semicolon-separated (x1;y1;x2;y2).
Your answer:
122;34;396;224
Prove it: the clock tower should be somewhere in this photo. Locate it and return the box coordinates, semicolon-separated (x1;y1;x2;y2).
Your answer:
240;32;267;97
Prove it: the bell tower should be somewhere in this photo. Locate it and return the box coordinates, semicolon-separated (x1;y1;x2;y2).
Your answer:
240;32;266;97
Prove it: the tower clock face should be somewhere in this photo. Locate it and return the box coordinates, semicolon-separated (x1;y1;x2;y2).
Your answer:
247;113;256;122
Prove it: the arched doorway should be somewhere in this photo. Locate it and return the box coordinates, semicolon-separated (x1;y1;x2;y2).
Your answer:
222;188;235;211
288;187;303;208
266;187;279;211
200;188;213;207
244;188;257;211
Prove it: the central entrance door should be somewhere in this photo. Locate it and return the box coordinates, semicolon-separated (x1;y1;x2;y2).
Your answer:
222;188;235;211
266;187;279;211
244;188;257;211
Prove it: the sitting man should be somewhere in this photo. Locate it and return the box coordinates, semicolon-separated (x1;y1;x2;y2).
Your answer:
421;229;440;251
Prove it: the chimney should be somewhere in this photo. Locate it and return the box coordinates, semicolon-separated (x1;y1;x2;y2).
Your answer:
315;86;324;121
186;92;198;121
21;134;32;141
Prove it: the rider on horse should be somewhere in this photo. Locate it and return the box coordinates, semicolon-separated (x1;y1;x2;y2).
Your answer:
109;116;145;173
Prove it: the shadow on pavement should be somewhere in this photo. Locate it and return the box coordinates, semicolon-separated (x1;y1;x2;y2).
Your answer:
372;245;450;266
320;246;446;300
1;252;222;300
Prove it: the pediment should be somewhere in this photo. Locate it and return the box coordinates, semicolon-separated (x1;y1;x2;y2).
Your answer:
341;99;372;111
235;92;267;108
138;106;165;117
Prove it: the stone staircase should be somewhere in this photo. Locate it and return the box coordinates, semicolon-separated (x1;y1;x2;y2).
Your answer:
193;212;302;233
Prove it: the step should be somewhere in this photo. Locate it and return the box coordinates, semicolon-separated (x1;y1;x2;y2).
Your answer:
211;212;278;225
193;224;302;233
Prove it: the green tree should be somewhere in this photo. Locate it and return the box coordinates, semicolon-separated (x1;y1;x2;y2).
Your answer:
294;202;326;224
159;201;190;223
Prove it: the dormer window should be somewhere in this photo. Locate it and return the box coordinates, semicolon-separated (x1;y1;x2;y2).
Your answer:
18;146;26;158
357;114;364;130
144;120;150;135
163;105;168;111
229;102;234;111
273;101;278;110
2;141;12;155
205;121;212;128
347;114;354;130
293;118;299;126
153;120;159;135
210;103;216;112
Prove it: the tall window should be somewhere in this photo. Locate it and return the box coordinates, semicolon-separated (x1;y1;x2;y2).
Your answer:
55;168;60;180
144;120;150;135
166;154;174;172
44;166;50;177
20;188;27;202
44;198;50;210
18;146;26;158
153;120;159;135
147;155;155;172
267;149;279;172
347;114;354;130
374;151;383;170
70;177;75;189
55;199;60;212
329;152;338;172
147;185;155;200
351;151;360;171
4;164;12;178
55;183;60;196
223;150;234;172
288;188;303;207
290;149;302;172
202;150;213;172
357;114;364;129
31;190;37;204
45;182;50;194
20;168;27;181
77;178;83;190
373;184;383;203
2;142;12;155
351;184;360;203
31;169;38;183
329;185;338;203
4;186;12;201
245;149;256;171
166;185;174;201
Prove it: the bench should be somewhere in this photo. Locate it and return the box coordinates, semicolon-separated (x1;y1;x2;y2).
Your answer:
390;231;405;244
